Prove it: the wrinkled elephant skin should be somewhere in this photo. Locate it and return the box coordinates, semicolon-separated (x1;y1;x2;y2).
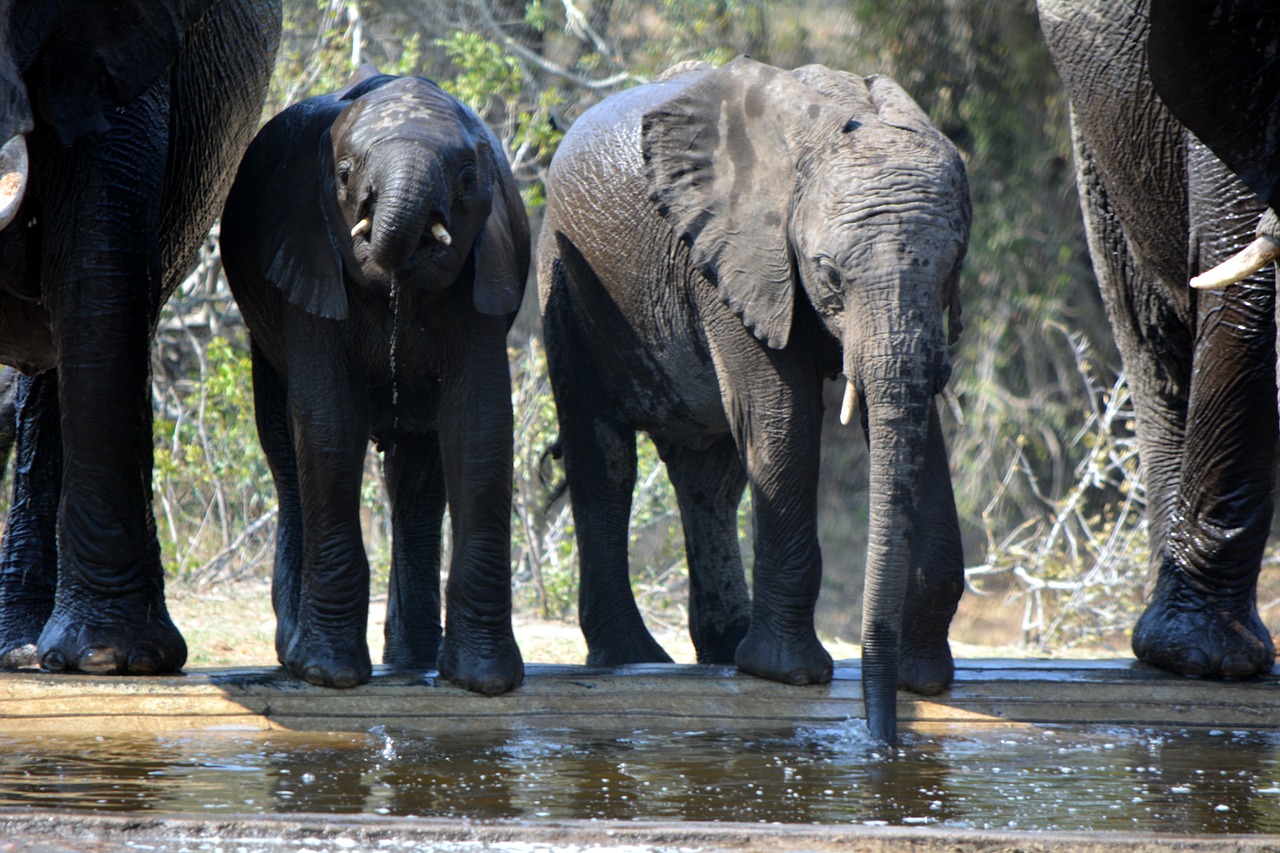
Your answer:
0;1;282;675
1039;0;1279;679
220;73;528;694
538;58;971;744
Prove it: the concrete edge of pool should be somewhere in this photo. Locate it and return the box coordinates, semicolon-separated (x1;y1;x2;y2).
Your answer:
0;658;1276;734
2;810;1280;852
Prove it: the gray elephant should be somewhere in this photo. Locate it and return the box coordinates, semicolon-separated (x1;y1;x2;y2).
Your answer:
1039;0;1279;679
538;57;971;745
0;1;281;674
220;72;528;693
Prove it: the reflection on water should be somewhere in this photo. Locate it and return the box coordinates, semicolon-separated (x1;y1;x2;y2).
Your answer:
0;723;1278;833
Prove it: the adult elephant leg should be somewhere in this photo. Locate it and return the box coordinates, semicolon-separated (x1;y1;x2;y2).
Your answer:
730;349;831;686
382;430;445;669
284;339;372;688
251;347;304;665
36;91;186;675
435;314;523;694
0;372;60;667
655;435;750;664
896;402;962;696
1071;132;1193;581
542;253;670;665
1133;151;1278;679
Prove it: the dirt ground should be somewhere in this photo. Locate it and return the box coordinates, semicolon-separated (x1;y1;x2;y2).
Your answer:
164;575;1118;669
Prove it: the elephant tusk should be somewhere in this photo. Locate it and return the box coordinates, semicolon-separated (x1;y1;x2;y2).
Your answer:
939;383;964;426
839;379;859;426
350;218;371;239
1190;234;1280;289
431;222;453;246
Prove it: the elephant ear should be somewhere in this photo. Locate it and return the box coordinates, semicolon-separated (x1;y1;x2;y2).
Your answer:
21;1;217;145
253;96;351;319
1148;1;1280;211
864;75;939;135
470;163;529;316
642;56;848;349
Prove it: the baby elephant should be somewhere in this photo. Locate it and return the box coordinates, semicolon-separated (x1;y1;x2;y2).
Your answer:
539;57;970;744
221;71;528;694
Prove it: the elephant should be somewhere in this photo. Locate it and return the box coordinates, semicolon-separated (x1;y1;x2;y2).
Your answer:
219;71;529;693
1038;0;1280;679
0;1;281;674
537;57;971;745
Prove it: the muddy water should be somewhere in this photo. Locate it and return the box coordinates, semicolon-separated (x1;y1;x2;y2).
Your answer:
0;723;1278;833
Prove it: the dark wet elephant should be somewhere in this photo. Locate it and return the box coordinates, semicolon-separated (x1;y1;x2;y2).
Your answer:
0;1;281;674
220;73;528;694
1039;0;1280;679
538;57;971;745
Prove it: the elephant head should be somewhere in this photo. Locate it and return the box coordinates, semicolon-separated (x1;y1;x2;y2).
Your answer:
642;57;970;744
1146;1;1280;288
0;0;216;231
254;74;524;320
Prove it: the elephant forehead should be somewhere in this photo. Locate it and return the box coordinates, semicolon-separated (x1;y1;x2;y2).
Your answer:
338;88;471;150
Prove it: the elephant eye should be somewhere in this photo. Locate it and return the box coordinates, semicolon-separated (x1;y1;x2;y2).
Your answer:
336;160;354;186
815;256;842;286
458;161;477;189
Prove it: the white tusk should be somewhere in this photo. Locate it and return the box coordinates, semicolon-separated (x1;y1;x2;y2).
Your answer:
431;222;452;246
939;383;964;426
350;218;370;239
1190;235;1280;289
839;379;859;426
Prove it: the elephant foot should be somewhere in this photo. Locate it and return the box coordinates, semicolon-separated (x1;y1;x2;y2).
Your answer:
1132;559;1275;679
584;633;674;667
283;629;372;688
37;592;187;675
382;631;441;670
438;630;524;695
583;612;675;666
691;613;751;665
0;574;54;668
735;626;833;685
897;641;955;696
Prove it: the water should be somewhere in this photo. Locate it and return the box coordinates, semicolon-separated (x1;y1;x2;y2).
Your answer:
1;723;1278;833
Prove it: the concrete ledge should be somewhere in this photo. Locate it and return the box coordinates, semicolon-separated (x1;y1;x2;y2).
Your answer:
0;658;1275;734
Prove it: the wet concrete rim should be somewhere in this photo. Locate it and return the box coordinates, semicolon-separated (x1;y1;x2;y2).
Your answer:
4;810;1280;852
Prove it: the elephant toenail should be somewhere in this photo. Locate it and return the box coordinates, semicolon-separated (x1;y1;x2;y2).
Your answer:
128;649;160;674
1;643;38;669
302;666;328;686
1179;649;1210;676
330;669;359;689
786;669;813;686
41;650;67;672
1220;654;1257;679
78;647;123;674
477;676;509;695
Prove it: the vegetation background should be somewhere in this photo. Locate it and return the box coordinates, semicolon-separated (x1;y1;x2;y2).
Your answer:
128;0;1280;664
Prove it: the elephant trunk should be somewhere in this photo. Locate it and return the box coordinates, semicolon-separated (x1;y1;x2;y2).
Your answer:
848;296;940;746
368;143;445;273
0;134;28;232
